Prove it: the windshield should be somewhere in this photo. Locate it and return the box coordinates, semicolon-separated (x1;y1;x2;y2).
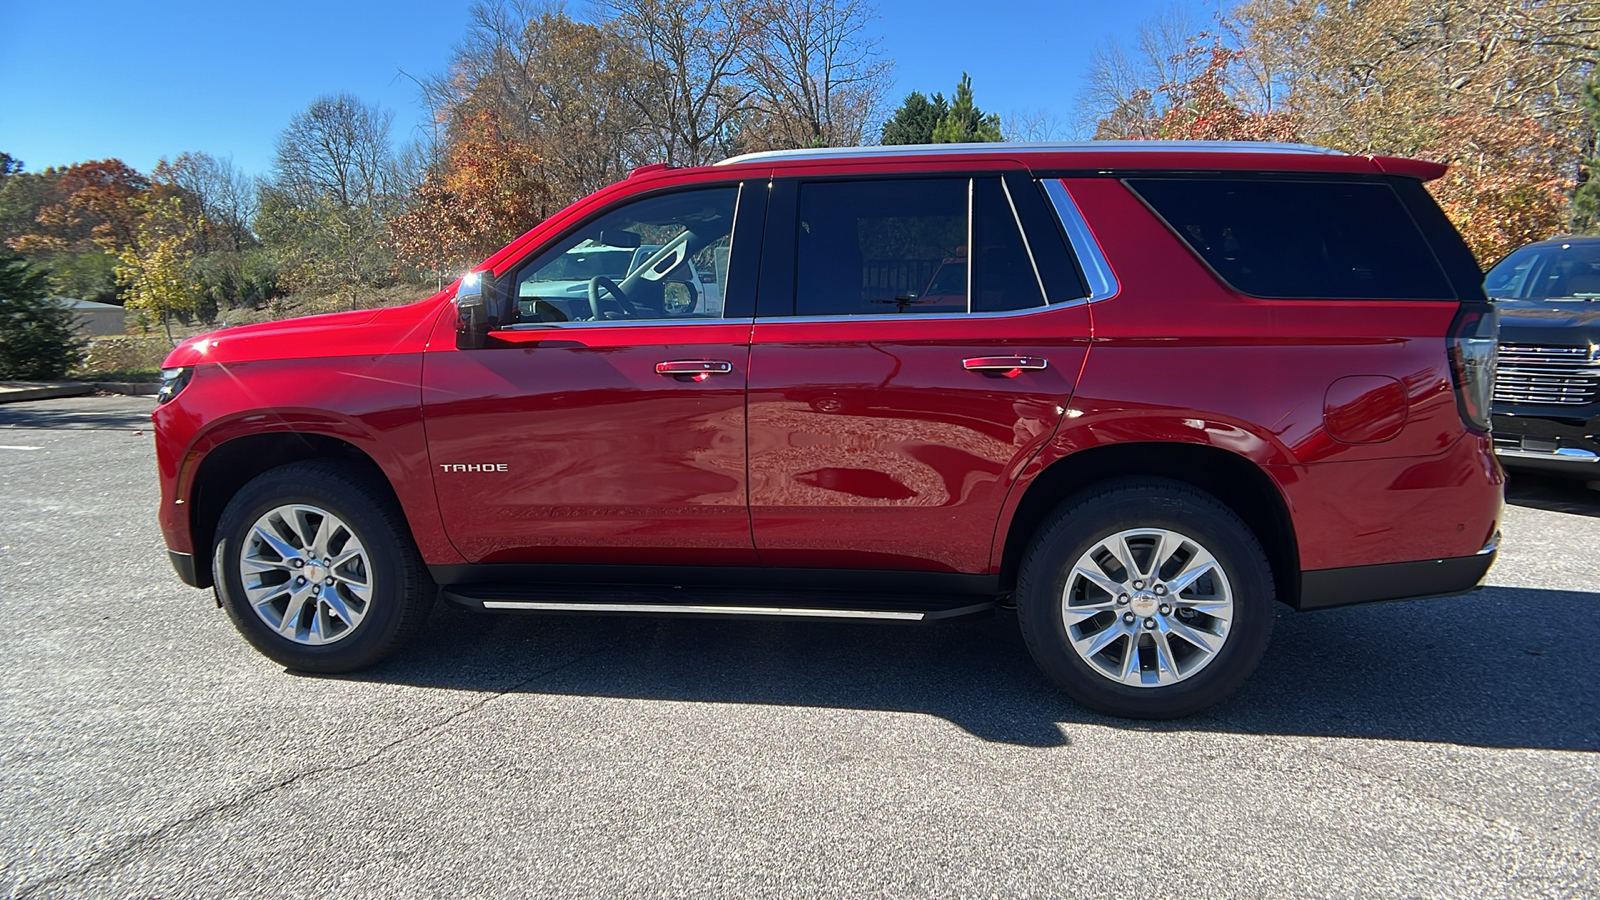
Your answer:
1485;241;1600;301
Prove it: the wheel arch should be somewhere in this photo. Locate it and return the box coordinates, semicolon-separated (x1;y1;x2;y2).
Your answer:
997;442;1300;608
186;433;398;588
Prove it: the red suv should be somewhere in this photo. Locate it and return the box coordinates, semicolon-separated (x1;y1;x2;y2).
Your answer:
153;142;1502;718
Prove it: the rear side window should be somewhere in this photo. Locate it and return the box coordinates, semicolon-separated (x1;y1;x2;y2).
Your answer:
791;177;1047;317
1127;178;1456;300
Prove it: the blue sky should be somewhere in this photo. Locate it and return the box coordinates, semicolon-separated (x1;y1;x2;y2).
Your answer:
0;0;1209;179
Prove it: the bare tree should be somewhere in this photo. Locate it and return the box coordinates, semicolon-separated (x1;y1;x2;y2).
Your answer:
155;153;257;252
1002;108;1074;142
607;0;761;166
1075;3;1207;138
263;94;401;306
741;0;892;149
273;93;398;210
427;1;649;204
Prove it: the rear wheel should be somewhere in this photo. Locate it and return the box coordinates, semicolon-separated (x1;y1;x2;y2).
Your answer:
212;460;435;673
1016;479;1275;719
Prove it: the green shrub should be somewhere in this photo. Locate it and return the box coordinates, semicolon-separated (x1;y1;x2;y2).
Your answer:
0;254;86;380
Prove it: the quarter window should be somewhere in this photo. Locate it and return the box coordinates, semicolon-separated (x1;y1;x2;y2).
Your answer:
1127;178;1456;301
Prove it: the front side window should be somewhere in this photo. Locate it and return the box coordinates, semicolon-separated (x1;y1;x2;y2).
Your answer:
512;186;739;323
791;177;1046;317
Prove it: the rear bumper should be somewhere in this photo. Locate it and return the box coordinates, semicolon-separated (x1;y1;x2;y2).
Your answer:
1298;546;1496;611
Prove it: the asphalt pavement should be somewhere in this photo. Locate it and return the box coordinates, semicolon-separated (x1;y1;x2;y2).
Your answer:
2;395;1596;898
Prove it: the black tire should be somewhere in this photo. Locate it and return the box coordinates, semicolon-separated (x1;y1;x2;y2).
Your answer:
1016;478;1274;719
212;460;435;673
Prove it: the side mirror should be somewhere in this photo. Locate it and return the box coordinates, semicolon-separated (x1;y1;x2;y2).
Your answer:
663;280;699;315
455;271;504;350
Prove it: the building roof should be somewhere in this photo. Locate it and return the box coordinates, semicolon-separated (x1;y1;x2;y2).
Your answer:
49;298;124;311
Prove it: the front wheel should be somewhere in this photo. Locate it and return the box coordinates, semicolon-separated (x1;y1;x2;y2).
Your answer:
212;460;435;673
1016;479;1275;719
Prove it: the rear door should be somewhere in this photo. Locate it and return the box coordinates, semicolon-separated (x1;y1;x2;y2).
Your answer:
746;172;1093;573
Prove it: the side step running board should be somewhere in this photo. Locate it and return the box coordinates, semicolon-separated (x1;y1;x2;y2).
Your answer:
443;584;996;622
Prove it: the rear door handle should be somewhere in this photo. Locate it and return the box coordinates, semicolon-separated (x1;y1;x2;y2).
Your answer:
656;360;734;380
963;357;1048;376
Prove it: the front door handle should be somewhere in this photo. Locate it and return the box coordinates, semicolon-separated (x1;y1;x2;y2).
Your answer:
656;360;734;381
963;356;1048;377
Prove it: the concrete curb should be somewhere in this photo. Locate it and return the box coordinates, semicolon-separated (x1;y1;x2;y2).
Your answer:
0;382;95;403
91;382;161;396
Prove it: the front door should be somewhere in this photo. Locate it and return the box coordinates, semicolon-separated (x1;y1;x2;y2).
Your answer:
422;183;762;566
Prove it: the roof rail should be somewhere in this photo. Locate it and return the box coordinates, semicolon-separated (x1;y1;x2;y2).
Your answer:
716;140;1347;166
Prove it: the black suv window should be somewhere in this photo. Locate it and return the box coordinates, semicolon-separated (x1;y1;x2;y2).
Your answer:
1486;240;1600;301
790;178;1046;317
1127;178;1455;301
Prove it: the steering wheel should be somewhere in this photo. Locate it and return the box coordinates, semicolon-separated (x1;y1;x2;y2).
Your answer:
587;276;635;319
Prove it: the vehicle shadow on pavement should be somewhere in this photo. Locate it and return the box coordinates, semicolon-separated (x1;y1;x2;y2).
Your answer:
0;398;153;431
1505;471;1600;518
341;585;1598;752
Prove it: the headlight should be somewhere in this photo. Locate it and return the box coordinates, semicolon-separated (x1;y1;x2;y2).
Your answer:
157;367;193;404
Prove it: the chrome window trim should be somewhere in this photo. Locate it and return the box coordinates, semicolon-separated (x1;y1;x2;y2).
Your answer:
1042;179;1119;303
501;299;1083;330
999;177;1051;309
965;178;974;314
716;141;1347;166
498;316;747;332
755;303;1074;326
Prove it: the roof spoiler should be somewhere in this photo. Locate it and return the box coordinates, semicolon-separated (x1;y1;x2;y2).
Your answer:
1370;156;1448;182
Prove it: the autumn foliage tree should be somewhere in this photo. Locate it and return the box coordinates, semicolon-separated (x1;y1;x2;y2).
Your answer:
113;196;201;342
389;112;551;281
1081;0;1598;263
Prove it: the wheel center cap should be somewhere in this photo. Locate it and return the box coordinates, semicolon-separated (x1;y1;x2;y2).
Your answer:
306;562;329;582
1129;592;1159;617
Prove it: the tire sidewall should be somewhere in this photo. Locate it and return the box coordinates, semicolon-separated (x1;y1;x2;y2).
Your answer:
214;468;413;672
1018;485;1274;719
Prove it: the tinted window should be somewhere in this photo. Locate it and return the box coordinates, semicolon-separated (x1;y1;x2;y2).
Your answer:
1485;241;1600;301
792;178;1046;316
512;186;738;322
796;179;966;316
1127;178;1455;300
973;178;1046;312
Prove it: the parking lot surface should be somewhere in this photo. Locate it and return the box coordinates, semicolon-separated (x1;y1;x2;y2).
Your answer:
2;395;1596;898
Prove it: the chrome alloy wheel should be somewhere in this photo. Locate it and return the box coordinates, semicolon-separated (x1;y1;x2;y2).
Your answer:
239;504;373;646
1061;527;1234;687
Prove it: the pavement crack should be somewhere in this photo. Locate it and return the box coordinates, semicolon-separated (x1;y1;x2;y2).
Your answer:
11;640;621;899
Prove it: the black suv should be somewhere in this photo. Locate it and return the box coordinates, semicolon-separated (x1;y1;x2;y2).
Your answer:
1485;236;1600;486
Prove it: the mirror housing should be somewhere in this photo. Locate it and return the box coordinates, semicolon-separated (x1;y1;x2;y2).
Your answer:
455;271;504;349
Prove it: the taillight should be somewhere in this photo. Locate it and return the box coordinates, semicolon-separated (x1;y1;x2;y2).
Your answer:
1447;304;1497;432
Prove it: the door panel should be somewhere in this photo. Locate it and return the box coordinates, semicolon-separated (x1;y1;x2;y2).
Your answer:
423;322;755;565
747;311;1089;573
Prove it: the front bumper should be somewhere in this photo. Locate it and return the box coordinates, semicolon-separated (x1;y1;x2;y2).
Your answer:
1492;410;1600;477
168;550;208;588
